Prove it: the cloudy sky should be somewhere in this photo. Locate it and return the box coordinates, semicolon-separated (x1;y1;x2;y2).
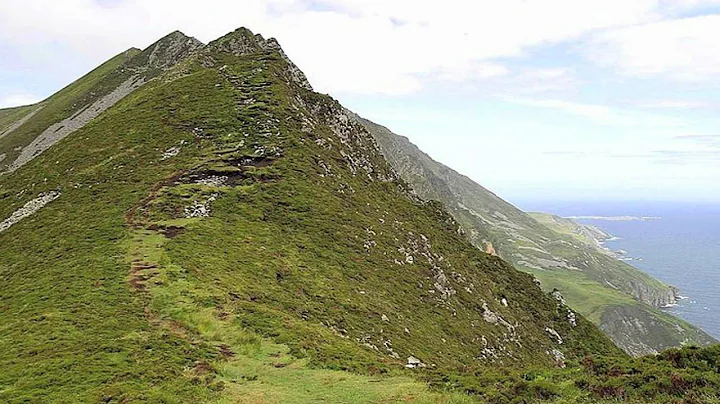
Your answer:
2;0;720;203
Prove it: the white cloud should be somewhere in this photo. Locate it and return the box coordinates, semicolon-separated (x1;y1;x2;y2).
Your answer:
588;14;720;81
510;68;582;94
473;64;511;79
0;93;41;108
0;0;673;96
635;100;710;109
504;96;687;127
506;97;617;121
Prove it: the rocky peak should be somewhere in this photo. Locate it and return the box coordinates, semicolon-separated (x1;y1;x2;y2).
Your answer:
209;27;271;54
128;30;205;72
207;27;313;91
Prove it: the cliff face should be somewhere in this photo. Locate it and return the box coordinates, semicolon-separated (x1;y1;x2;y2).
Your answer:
357;115;715;356
601;305;717;356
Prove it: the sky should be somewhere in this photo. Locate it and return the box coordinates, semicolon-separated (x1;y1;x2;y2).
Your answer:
2;1;720;204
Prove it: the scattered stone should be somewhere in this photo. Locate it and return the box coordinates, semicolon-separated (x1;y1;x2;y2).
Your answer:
0;105;43;141
196;175;228;187
550;349;566;368
161;145;181;160
545;327;564;345
405;356;426;369
381;314;390;322
0;190;61;233
568;310;577;327
183;193;218;218
6;76;146;173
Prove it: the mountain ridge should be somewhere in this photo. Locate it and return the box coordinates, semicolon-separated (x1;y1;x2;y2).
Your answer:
1;26;719;403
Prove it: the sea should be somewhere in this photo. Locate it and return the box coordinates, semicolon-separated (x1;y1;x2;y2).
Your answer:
516;200;720;340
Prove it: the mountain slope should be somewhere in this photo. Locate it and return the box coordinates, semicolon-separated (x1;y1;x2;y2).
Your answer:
0;31;203;174
0;27;624;403
358;116;716;356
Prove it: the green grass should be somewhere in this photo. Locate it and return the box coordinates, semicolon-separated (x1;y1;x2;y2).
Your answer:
524;268;635;324
136;227;475;403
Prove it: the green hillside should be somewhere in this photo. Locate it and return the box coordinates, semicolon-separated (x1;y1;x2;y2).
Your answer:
358;116;716;356
1;27;719;404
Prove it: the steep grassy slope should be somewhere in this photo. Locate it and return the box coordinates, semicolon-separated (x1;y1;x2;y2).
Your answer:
0;28;623;403
359;117;716;356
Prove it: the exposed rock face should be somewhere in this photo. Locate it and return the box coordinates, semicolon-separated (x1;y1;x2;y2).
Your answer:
484;240;498;256
550;349;566;368
405;356;426;369
628;280;678;308
545;327;564;345
600;305;716;357
0;191;61;233
135;31;204;71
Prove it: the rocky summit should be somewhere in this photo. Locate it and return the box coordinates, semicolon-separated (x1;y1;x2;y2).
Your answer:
1;27;720;403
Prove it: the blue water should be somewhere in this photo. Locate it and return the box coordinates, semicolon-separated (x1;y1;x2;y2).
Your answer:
516;200;720;340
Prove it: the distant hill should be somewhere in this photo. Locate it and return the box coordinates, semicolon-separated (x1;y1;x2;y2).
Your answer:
358;116;716;356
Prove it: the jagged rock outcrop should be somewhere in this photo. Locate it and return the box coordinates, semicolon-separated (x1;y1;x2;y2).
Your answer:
205;27;312;91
